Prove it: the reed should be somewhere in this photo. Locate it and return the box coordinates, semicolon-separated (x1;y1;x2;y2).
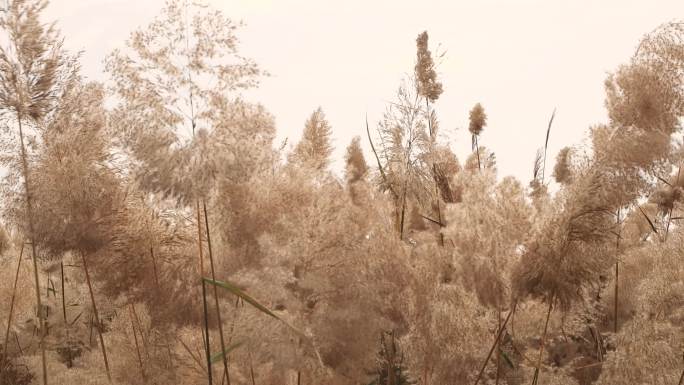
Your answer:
203;202;232;385
2;243;24;360
80;250;112;382
128;304;147;382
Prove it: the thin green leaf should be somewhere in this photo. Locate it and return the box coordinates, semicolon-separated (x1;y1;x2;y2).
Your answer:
202;277;309;338
210;341;244;363
203;277;278;319
501;351;515;369
203;277;307;337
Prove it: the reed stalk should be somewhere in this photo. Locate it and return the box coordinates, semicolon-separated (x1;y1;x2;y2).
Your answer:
60;261;72;367
15;114;49;385
196;201;212;384
202;279;212;385
2;243;24;360
531;300;553;385
473;302;516;385
128;304;147;382
203;202;232;385
80;250;112;382
614;208;621;333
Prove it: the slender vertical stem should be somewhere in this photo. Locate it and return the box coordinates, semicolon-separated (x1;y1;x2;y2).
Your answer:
511;304;516;339
614;267;619;334
89;313;94;345
426;97;445;247
202;280;212;385
436;199;444;246
146;245;175;373
248;348;256;385
665;206;674;241
495;307;501;385
81;251;112;382
196;201;205;275
399;187;407;240
16;115;48;385
399;117;417;240
196;200;212;385
475;135;482;171
130;305;150;360
473;302;516;385
664;165;680;241
614;208;621;334
60;262;66;322
3;243;24;359
531;300;553;385
128;305;146;382
203;202;231;385
185;0;209;366
14;332;22;355
149;247;160;290
60;261;72;367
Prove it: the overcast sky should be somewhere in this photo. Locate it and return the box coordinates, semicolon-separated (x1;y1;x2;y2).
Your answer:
44;0;684;183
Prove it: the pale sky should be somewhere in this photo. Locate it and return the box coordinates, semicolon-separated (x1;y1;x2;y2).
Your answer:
44;0;684;183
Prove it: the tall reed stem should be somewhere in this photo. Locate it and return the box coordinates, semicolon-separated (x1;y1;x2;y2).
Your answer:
60;261;72;367
203;202;231;385
248;348;256;385
16;115;48;385
531;300;553;385
425;97;445;247
399;186;407;240
202;279;212;385
614;208;621;333
128;304;146;382
475;135;482;171
60;262;66;322
473;302;516;385
664;165;680;241
196;201;212;384
129;305;150;360
80;250;111;382
495;307;501;385
145;245;176;373
149;247;160;289
3;243;24;359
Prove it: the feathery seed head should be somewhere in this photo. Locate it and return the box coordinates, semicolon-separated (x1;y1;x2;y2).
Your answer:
415;31;443;102
468;103;487;136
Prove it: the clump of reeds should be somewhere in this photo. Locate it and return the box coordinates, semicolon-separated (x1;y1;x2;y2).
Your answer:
512;169;615;383
514;170;614;309
0;1;79;383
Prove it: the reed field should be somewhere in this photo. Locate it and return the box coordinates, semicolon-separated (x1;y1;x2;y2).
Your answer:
0;1;682;384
